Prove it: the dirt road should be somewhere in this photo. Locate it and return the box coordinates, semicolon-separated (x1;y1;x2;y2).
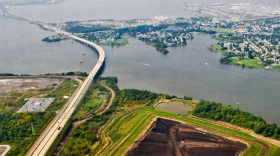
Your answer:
53;81;115;155
97;81;115;115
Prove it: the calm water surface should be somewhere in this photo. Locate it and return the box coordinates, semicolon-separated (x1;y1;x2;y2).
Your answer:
0;17;98;74
156;101;191;115
98;94;105;108
9;0;279;23
1;0;280;125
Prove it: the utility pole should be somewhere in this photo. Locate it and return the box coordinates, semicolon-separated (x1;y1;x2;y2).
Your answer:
31;123;35;136
57;95;59;105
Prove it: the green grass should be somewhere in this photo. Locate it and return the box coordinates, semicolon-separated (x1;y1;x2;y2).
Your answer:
229;58;265;68
77;77;85;81
46;78;79;111
270;145;280;156
99;35;130;46
86;98;101;108
273;65;280;71
210;44;228;55
73;97;102;119
210;28;233;33
99;107;280;156
243;142;263;156
104;113;153;156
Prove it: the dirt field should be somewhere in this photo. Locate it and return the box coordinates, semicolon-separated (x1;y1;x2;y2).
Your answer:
0;78;63;96
126;118;247;156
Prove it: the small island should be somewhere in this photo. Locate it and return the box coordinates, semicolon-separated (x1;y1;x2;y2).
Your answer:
42;33;70;42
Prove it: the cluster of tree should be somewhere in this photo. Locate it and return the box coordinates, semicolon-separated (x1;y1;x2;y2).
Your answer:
183;95;193;100
64;71;88;77
139;37;169;54
98;76;119;92
0;73;16;76
0;111;56;155
220;57;246;68
274;27;280;33
42;37;62;42
114;24;169;37
192;29;216;34
190;17;212;23
219;42;228;51
66;25;110;33
165;94;178;99
193;100;280;140
61;114;111;156
116;89;159;106
0;73;30;76
174;22;190;28
215;33;243;43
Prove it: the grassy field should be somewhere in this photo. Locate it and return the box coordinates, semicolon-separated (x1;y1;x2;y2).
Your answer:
209;28;233;33
72;87;106;119
210;44;228;55
95;107;280;156
243;142;263;156
99;35;130;46
230;58;265;68
46;78;79;111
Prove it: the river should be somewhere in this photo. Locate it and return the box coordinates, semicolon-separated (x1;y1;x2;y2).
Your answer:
0;0;280;125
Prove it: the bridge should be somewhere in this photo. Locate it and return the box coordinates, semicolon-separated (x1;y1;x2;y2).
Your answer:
0;5;8;16
1;11;106;156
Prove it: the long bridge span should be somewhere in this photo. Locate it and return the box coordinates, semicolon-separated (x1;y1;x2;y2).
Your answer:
1;11;106;156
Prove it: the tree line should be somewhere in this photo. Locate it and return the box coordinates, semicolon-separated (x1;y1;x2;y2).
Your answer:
192;100;280;140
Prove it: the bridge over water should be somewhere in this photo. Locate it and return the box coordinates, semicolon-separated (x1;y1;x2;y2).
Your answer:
1;11;106;156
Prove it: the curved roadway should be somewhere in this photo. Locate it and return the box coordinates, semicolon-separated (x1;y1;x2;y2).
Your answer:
26;30;105;156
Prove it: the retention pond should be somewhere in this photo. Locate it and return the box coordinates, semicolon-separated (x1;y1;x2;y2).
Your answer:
155;101;191;115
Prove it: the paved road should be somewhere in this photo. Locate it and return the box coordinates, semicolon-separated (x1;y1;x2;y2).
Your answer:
4;12;106;156
26;39;105;155
0;145;10;156
54;81;115;156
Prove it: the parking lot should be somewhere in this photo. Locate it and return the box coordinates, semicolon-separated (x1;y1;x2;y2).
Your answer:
17;98;55;112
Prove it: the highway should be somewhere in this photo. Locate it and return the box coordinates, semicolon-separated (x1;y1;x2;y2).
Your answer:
1;12;106;155
24;22;105;156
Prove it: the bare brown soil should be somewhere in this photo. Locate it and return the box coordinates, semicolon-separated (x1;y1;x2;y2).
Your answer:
0;78;63;96
126;118;247;156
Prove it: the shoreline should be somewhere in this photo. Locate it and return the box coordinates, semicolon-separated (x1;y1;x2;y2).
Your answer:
209;44;280;71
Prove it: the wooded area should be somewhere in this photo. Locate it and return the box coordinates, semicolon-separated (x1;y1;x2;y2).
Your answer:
193;100;280;140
